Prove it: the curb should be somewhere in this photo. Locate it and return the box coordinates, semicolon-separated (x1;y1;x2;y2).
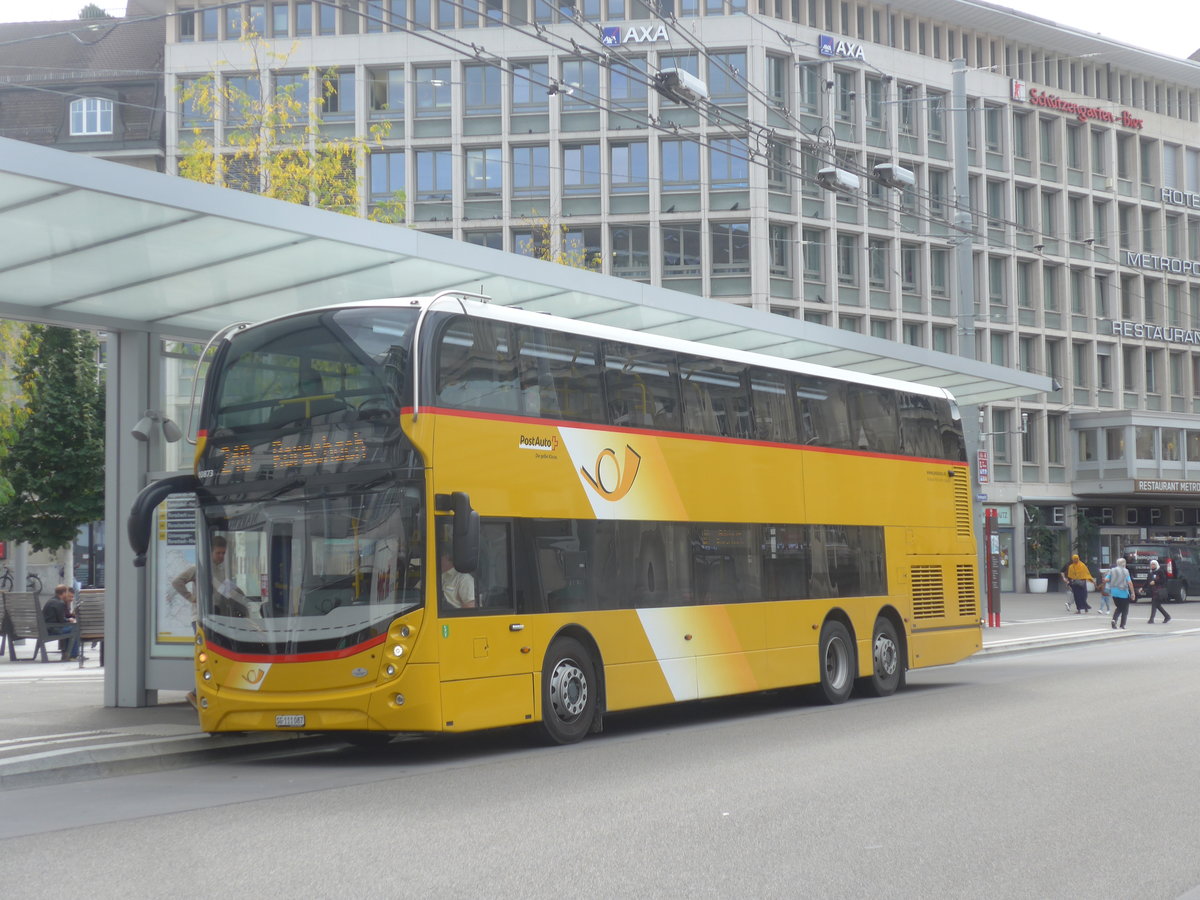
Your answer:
980;628;1136;655
0;731;336;791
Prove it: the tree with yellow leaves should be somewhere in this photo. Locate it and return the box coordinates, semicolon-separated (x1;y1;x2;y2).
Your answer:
177;32;404;222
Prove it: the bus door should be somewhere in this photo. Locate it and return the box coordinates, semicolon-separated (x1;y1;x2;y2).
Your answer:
436;520;534;730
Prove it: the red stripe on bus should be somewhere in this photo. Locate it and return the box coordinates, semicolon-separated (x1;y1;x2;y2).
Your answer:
404;405;966;467
206;632;388;664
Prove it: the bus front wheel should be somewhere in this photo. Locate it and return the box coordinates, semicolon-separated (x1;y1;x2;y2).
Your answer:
859;616;905;698
818;621;855;705
541;637;597;744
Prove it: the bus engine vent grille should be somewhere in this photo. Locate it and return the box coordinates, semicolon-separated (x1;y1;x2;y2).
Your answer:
911;565;945;619
956;564;979;618
953;475;971;537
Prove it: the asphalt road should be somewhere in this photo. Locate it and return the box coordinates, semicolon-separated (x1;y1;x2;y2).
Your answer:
2;632;1200;899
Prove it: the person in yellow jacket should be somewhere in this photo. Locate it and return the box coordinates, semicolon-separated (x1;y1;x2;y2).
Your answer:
1061;554;1095;613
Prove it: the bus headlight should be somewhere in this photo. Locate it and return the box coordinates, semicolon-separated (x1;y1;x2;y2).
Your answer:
202;670;212;681
386;665;396;677
392;645;405;657
394;694;405;706
399;625;411;638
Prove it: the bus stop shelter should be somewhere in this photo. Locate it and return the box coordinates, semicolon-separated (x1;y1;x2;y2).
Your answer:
0;137;1051;706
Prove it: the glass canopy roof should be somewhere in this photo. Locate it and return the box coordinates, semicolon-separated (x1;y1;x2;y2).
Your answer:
0;136;1050;404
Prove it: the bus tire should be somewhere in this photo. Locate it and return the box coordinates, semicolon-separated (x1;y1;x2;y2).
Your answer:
860;616;905;698
541;637;596;745
818;620;855;705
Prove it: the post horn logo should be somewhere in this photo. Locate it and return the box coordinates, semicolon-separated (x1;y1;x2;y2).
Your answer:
242;668;266;686
580;445;642;501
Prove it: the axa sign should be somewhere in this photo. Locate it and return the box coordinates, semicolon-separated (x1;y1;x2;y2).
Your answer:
602;24;669;46
818;34;866;60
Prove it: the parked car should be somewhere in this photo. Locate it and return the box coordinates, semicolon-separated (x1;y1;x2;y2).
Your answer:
1121;541;1200;602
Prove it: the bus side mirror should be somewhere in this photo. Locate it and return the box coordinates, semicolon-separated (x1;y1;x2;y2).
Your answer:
127;474;201;567
451;491;479;574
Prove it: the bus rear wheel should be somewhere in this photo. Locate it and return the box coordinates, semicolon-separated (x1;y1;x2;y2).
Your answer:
818;621;855;705
541;637;596;745
859;616;905;698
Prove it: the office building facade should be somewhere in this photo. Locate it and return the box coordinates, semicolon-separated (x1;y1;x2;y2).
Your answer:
104;2;1200;584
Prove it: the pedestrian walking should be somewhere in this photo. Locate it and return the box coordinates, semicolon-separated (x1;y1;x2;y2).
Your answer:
1097;569;1112;613
1107;557;1133;629
1061;554;1095;613
1145;558;1172;624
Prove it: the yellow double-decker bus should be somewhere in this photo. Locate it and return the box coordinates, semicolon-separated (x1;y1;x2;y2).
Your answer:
129;293;980;745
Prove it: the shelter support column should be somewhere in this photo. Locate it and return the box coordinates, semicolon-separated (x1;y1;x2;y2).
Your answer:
105;328;155;707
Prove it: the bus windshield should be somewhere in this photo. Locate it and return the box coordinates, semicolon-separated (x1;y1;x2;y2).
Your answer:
197;482;424;656
208;306;416;438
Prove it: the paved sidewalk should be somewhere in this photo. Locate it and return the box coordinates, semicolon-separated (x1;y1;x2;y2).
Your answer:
1;592;1194;789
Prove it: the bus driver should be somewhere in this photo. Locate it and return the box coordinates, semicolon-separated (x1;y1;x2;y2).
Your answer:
440;549;476;609
173;536;255;618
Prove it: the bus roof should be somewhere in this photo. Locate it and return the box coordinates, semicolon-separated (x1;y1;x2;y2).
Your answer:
249;295;958;403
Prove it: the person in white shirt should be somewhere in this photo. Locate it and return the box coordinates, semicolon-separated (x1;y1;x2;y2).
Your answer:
173;536;253;617
440;550;476;609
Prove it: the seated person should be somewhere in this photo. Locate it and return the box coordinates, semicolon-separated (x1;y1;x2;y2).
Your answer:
43;584;80;660
440;550;476;609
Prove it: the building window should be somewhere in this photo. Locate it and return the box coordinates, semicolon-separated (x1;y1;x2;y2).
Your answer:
1047;414;1063;465
709;138;750;190
414;66;451;117
369;150;405;201
465;65;502;115
868;238;888;289
611;224;650;279
415;148;452;200
465;147;503;196
927;91;946;142
708;52;747;104
609;56;647;107
368;68;404;117
511;145;550;197
802;227;824;279
563;226;602;269
1135;426;1156;460
836;234;858;285
662;223;702;276
465;230;503;250
930;248;948;297
320;70;354;118
560;58;600;111
769;223;792;277
69;98;113;136
766;55;789;108
767;140;790;193
661;139;701;192
512;60;551;110
900;243;919;292
609;141;648;193
711;222;750;274
562;143;601;194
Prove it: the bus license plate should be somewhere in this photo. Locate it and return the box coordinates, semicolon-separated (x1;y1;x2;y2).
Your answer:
276;714;305;728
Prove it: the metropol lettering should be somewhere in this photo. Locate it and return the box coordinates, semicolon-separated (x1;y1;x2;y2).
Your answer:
1123;250;1200;277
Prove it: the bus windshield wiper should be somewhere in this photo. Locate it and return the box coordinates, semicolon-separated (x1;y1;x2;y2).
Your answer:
258;478;306;501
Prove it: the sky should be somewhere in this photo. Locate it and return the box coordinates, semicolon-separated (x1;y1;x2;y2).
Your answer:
0;0;1196;59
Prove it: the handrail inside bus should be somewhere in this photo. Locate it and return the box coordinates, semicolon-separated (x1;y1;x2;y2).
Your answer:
410;290;492;422
185;321;253;446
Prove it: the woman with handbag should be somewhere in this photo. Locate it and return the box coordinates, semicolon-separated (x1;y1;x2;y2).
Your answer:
1107;557;1133;629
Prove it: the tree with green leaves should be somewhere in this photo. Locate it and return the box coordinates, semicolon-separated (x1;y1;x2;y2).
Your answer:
78;4;112;18
0;326;105;553
177;33;400;219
